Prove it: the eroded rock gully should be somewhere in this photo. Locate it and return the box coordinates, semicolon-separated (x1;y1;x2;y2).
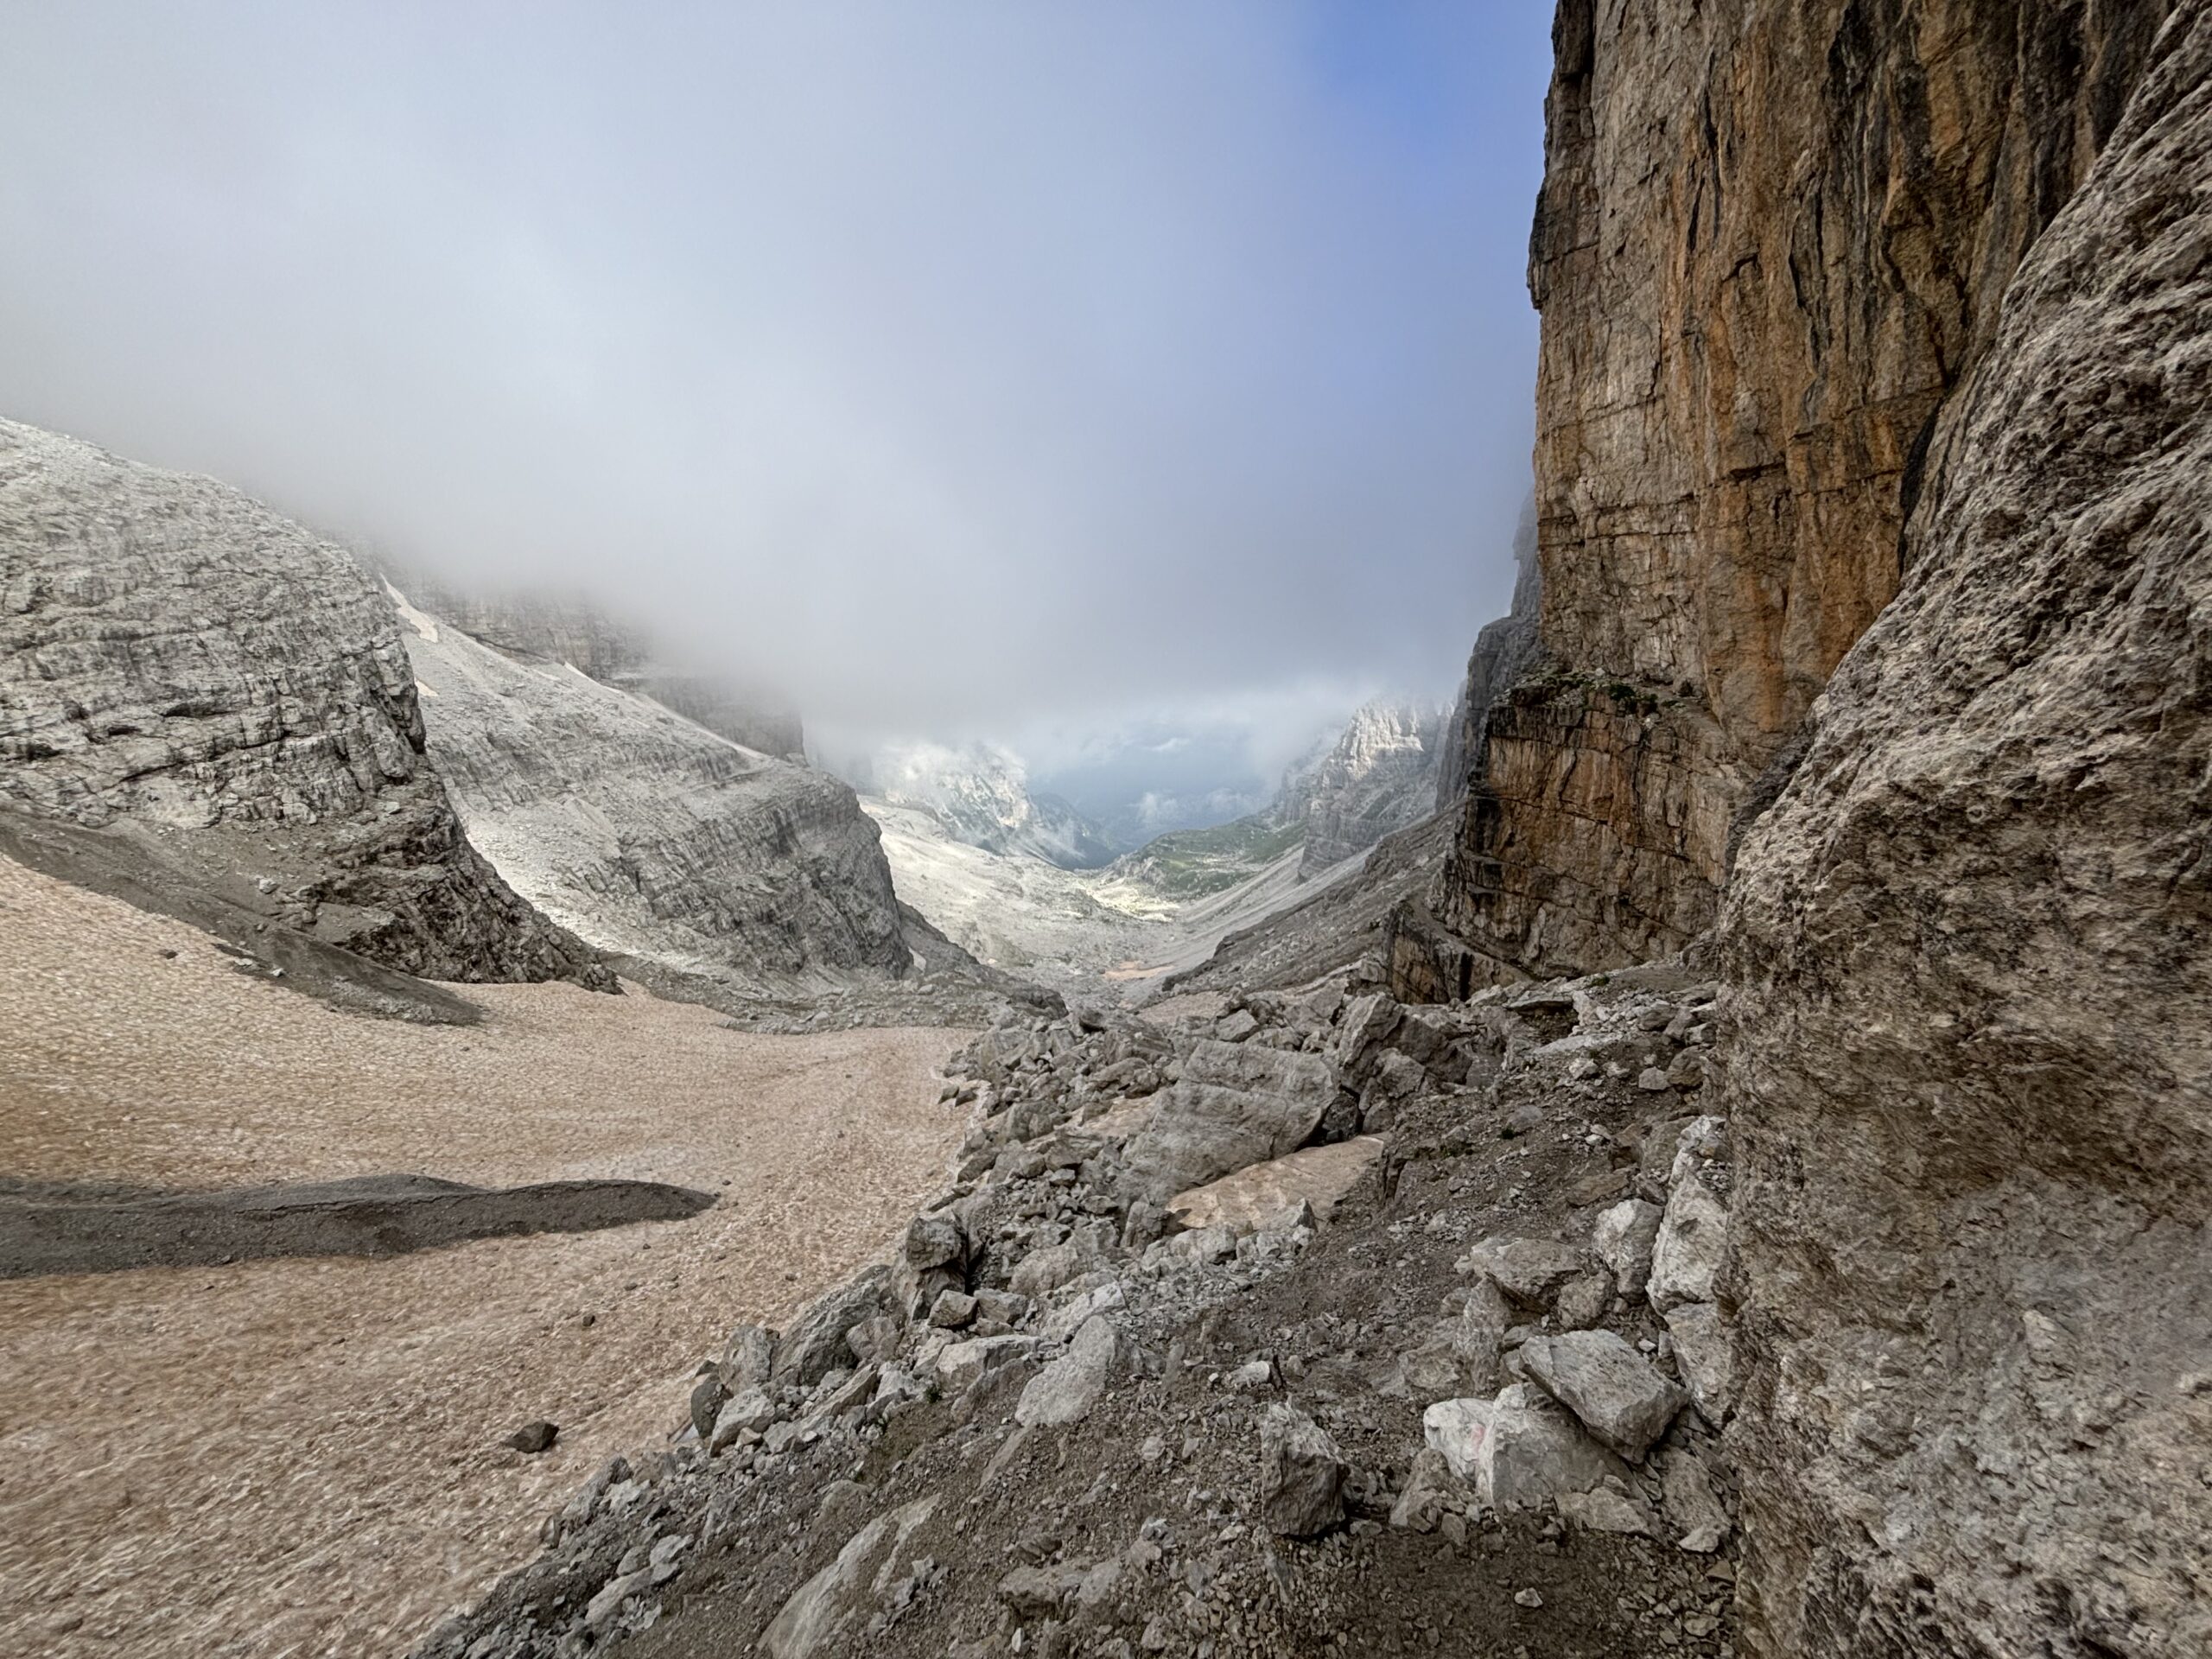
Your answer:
411;5;2209;1655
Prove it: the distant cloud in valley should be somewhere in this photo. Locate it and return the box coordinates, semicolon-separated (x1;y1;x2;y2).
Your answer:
0;1;1553;789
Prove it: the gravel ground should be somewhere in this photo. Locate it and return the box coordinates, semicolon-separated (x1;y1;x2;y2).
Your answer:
0;850;970;1658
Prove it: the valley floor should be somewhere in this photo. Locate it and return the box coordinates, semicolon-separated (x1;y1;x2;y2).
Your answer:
0;853;969;1659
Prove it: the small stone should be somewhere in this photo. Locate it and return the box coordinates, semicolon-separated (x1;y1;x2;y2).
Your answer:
505;1421;558;1454
1637;1067;1672;1093
1226;1359;1274;1395
1514;1588;1544;1609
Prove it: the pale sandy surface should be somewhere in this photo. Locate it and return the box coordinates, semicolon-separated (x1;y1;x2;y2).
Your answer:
0;851;970;1658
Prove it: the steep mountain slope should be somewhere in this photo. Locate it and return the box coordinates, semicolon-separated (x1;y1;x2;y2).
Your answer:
378;573;807;761
1438;0;2177;981
1720;14;2212;1651
869;743;1119;870
391;587;912;987
1280;701;1444;875
0;420;608;988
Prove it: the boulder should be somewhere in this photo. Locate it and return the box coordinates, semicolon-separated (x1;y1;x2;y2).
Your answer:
1388;1446;1457;1533
1554;1269;1614;1331
1423;1385;1628;1513
1213;1008;1261;1044
1559;1483;1655;1536
904;1213;966;1272
688;1373;729;1441
936;1334;1039;1392
929;1290;978;1330
771;1268;900;1389
1258;1403;1346;1537
1662;1300;1736;1423
1332;994;1403;1081
1119;1040;1338;1202
1592;1198;1663;1297
721;1323;777;1390
1165;1135;1383;1236
709;1385;778;1452
1648;1171;1727;1312
1518;1331;1688;1462
761;1497;940;1658
1656;1444;1732;1551
1458;1236;1588;1309
1014;1316;1124;1428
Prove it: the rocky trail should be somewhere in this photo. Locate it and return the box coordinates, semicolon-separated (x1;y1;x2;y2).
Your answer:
419;962;1746;1658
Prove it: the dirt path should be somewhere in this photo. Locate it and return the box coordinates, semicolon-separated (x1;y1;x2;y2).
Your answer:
0;851;970;1657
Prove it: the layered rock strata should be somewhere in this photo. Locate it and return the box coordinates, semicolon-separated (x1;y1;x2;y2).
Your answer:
1721;10;2212;1652
0;420;609;987
380;572;807;760
393;586;912;984
1440;0;2177;976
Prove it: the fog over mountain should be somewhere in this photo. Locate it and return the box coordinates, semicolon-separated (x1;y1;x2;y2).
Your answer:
0;1;1548;820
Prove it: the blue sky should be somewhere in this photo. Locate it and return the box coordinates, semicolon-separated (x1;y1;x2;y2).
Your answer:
0;2;1555;796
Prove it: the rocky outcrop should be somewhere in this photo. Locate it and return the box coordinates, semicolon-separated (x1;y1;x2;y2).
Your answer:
0;420;610;987
392;585;912;985
1439;0;2177;979
1720;11;2212;1654
1433;498;1541;813
1281;702;1444;874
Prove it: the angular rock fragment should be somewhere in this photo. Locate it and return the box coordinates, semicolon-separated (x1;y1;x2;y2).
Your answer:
1119;1040;1338;1202
1422;1385;1628;1513
1518;1330;1688;1462
1648;1173;1727;1313
771;1268;901;1389
1014;1316;1123;1428
1592;1198;1662;1297
1662;1300;1736;1423
1258;1403;1346;1537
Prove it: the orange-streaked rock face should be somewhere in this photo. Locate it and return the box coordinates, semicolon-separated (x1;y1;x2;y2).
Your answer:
1440;0;2175;977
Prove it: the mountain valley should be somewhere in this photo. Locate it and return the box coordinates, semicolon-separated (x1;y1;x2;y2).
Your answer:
2;5;2206;1658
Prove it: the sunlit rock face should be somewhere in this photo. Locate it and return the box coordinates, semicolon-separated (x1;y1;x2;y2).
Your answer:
1439;0;2175;979
0;417;610;988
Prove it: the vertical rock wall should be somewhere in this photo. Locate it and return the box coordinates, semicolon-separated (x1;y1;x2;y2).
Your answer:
1720;10;2212;1652
1433;498;1541;816
1441;0;2175;976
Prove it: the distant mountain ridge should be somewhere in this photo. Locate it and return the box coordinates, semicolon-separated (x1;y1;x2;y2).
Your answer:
865;741;1121;870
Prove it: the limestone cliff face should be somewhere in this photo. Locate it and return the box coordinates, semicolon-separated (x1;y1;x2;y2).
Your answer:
1282;702;1444;875
392;587;912;984
1720;11;2212;1652
0;421;611;988
1440;0;2175;976
1433;499;1541;816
